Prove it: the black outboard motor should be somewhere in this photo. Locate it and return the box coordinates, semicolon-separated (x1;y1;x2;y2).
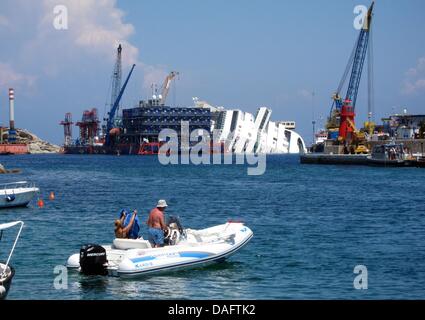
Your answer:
79;244;108;276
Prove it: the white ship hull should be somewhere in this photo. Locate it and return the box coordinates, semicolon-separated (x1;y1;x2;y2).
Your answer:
207;102;306;154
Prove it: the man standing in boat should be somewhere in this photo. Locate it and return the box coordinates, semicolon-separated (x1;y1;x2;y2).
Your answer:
147;200;168;247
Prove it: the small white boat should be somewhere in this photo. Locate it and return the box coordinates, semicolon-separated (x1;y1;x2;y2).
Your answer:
1;221;24;300
66;219;253;277
0;181;39;209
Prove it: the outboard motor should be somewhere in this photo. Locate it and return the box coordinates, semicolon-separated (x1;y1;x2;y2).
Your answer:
79;244;108;276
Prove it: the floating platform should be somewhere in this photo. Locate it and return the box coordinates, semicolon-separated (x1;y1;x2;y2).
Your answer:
300;153;425;168
300;153;369;165
63;143;155;155
63;145;109;155
0;144;29;155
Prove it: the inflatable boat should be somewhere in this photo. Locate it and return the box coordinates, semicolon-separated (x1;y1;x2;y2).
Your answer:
0;221;24;300
66;219;253;277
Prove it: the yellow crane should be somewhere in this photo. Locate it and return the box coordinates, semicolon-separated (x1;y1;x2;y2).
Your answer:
364;117;376;136
160;71;179;106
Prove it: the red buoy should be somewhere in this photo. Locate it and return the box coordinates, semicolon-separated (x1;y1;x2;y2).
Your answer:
37;199;44;208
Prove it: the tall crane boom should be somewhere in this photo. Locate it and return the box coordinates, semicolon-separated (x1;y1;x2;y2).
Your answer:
327;1;374;142
345;1;374;110
105;64;136;146
160;71;179;106
111;44;123;112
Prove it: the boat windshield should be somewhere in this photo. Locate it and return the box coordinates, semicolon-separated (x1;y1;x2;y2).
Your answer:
0;181;33;189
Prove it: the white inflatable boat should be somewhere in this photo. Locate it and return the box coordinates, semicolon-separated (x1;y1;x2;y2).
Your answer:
66;220;253;277
1;221;24;300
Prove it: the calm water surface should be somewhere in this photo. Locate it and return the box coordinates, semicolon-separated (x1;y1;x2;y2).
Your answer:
0;154;424;299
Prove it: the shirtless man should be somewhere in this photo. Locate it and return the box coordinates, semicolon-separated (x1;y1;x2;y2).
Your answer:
147;200;168;247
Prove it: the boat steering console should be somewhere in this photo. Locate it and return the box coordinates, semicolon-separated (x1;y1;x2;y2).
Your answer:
164;216;185;246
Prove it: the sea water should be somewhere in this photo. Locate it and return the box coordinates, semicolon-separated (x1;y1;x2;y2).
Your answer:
0;154;424;299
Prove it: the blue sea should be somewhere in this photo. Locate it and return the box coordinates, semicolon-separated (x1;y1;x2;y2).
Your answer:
0;154;424;300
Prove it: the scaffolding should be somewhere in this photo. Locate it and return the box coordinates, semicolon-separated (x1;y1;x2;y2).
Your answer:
76;108;100;145
60;113;73;146
121;105;212;144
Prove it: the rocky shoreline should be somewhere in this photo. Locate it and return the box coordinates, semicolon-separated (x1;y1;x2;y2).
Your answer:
2;128;61;154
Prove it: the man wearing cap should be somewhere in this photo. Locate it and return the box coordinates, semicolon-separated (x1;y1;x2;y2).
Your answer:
147;200;168;247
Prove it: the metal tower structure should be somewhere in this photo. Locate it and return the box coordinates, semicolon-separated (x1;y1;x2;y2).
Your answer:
8;88;16;143
105;64;136;146
76;108;100;145
60;113;73;146
111;44;122;113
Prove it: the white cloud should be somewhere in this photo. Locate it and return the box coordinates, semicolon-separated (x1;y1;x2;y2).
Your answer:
37;0;139;66
41;0;167;87
403;57;425;95
0;63;36;89
0;0;167;90
298;89;314;99
141;65;169;92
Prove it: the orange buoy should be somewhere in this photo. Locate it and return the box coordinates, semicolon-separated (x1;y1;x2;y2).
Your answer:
37;199;44;208
49;192;55;201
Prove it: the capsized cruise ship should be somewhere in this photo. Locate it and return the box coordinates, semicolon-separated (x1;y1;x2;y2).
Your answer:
62;96;306;155
193;98;306;154
61;44;306;156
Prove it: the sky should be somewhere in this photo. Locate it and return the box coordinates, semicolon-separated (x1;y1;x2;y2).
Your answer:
0;0;424;145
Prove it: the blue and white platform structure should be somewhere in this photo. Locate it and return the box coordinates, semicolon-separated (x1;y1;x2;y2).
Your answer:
66;222;253;277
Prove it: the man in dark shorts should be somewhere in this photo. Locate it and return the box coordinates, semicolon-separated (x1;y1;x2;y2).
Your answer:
147;200;168;247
